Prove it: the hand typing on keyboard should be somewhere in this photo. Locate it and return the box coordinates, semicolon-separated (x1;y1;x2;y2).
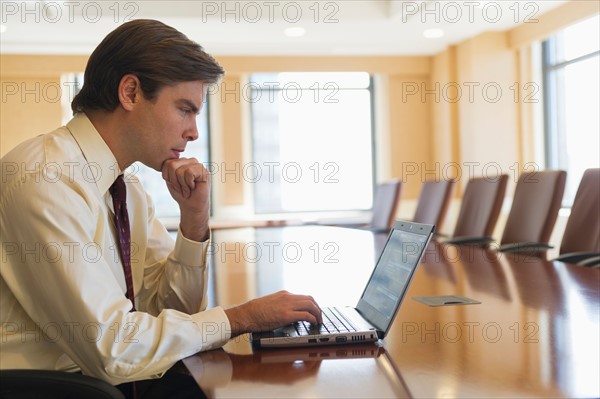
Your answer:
294;308;355;335
224;290;322;337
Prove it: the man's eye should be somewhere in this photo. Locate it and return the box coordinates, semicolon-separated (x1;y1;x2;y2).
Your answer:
181;108;191;115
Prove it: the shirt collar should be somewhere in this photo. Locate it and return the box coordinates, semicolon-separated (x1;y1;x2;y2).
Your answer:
66;113;122;196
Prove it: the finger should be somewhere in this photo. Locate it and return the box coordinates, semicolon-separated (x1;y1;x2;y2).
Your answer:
182;164;209;189
162;160;185;195
162;157;198;179
295;311;319;325
175;167;195;198
185;169;196;187
164;158;199;198
193;166;210;183
179;164;209;198
294;298;322;324
165;181;182;195
164;170;184;195
161;158;181;180
308;303;323;325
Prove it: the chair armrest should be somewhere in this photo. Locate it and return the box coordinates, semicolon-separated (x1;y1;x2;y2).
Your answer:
497;242;553;253
444;236;495;246
579;256;600;268
554;252;600;266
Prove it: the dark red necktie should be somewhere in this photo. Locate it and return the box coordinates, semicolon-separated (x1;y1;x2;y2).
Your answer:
109;175;136;311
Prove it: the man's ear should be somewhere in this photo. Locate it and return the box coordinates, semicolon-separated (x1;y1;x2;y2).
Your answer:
118;74;141;111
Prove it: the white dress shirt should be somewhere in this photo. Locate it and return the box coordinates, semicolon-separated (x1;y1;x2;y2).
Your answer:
0;113;231;384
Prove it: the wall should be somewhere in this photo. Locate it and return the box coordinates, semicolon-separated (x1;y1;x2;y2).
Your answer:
0;55;88;154
1;76;62;152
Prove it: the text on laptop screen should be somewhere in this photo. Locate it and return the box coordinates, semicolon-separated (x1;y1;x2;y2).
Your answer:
361;229;427;322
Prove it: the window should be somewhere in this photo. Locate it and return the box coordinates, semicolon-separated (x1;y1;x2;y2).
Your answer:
61;72;84;125
250;72;375;214
132;100;211;219
543;15;600;206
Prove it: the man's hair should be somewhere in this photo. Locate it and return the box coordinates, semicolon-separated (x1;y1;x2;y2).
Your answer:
71;19;224;114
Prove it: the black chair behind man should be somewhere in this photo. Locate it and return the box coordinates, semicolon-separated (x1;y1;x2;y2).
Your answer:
314;180;402;234
412;179;455;235
445;175;508;246
554;168;600;267
365;179;403;233
496;170;566;257
0;370;124;399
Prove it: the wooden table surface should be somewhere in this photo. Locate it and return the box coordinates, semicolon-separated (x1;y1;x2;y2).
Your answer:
183;226;600;398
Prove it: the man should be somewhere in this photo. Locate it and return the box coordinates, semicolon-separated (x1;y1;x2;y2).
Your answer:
0;19;321;386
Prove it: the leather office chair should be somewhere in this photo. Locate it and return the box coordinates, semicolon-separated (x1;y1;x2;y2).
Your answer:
413;179;455;233
554;168;600;267
314;180;402;234
497;170;566;256
0;369;125;399
445;175;508;246
366;179;403;233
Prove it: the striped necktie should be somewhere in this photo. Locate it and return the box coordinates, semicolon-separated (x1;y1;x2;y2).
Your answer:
109;175;136;311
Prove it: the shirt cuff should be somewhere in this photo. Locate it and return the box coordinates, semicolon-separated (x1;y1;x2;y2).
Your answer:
171;227;211;267
191;306;232;351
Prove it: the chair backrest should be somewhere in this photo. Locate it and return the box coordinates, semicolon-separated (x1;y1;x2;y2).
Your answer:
500;170;566;246
452;175;508;238
0;370;125;399
370;180;402;230
413;179;456;227
560;168;600;254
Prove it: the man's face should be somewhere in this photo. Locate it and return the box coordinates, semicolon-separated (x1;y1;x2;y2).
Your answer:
130;80;207;171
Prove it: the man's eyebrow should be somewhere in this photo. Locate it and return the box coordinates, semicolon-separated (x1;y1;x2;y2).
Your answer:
176;99;200;114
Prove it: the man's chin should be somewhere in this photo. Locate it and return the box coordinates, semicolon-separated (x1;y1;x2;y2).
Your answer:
134;159;163;172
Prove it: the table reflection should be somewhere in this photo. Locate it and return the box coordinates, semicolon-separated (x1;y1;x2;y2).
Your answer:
210;226;375;307
197;226;600;398
184;341;410;398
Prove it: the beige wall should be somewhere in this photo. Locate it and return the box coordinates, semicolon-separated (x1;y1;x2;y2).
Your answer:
213;74;245;207
458;31;521;187
1;77;62;153
431;46;459;171
0;55;88;155
388;74;432;199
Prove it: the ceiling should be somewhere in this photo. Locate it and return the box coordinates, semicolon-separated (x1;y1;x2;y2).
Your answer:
0;1;567;56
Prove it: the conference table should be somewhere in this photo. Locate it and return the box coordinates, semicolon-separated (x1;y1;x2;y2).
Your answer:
182;225;600;398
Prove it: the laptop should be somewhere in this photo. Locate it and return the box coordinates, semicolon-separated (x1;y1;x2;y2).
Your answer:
252;220;435;348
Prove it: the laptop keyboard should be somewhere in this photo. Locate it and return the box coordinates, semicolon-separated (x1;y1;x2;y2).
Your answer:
294;307;357;336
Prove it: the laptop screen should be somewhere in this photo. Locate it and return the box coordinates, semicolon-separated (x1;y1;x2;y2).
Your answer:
357;222;432;334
